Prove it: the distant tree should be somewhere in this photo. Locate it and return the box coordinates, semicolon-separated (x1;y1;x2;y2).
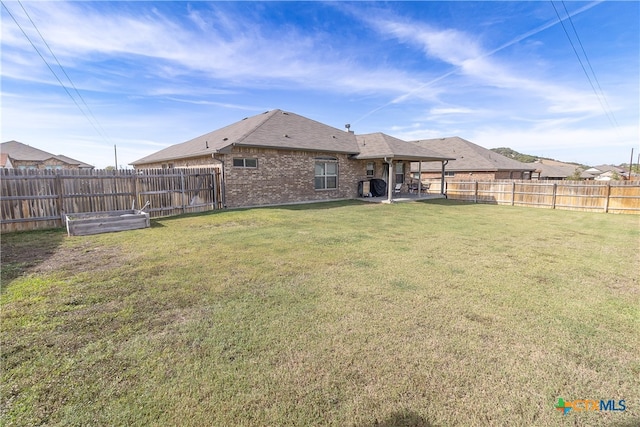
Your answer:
490;147;538;163
105;166;116;171
565;168;583;181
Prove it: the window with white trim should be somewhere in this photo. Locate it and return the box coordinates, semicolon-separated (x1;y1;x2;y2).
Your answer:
366;162;375;177
395;162;405;184
314;158;338;190
233;158;258;168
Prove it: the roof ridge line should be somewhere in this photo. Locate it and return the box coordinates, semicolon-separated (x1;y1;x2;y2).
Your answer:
235;109;280;145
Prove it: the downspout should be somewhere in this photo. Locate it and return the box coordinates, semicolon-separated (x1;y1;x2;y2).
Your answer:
441;160;449;198
214;153;227;208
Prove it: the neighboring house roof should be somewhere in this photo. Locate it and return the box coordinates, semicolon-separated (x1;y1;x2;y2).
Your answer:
131;109;361;165
0;140;94;168
354;133;454;161
592;164;627;174
411;137;535;172
584;165;628;180
0;153;12;168
55;154;94;169
533;159;584;179
1;140;58;161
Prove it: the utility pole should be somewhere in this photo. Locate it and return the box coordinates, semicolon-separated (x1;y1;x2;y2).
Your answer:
629;148;634;180
114;144;118;170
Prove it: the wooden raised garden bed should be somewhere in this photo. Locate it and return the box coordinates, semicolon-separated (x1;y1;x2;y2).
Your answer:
65;209;150;236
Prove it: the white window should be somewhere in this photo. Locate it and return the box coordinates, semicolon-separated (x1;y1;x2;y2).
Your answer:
233;158;258;168
315;158;338;190
444;171;455;177
366;162;375;177
395;162;405;184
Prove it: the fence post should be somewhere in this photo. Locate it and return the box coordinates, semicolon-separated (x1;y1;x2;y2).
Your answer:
55;172;65;220
551;183;557;209
131;170;138;209
604;182;611;213
511;181;516;206
211;170;218;209
474;181;479;203
180;169;186;214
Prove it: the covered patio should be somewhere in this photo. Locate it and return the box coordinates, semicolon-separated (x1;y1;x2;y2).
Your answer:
353;133;455;203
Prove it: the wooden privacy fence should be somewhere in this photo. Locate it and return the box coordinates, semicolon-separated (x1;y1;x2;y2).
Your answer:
1;168;222;232
437;179;640;214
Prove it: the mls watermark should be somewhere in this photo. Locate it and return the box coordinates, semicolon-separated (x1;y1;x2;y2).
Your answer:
555;398;626;415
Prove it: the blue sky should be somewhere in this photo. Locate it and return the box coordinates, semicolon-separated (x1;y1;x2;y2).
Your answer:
2;1;638;168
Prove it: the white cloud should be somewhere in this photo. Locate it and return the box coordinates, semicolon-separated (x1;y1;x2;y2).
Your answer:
359;11;606;118
429;107;479;116
1;1;424;97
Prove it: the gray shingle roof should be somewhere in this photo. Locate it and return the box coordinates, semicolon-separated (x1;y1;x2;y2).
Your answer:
131;110;360;165
354;133;454;161
533;160;582;179
1;140;59;161
411;137;535;172
55;154;94;169
0;140;94;168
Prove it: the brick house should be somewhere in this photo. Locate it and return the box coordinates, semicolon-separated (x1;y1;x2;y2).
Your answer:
410;137;535;181
0;140;94;170
131;110;452;208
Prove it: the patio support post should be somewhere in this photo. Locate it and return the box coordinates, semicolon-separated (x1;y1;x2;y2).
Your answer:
418;161;422;198
387;159;394;203
440;160;448;196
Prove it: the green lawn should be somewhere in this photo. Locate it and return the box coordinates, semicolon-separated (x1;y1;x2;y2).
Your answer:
1;200;639;426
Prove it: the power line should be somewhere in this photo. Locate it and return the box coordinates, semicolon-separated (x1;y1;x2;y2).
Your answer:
560;0;619;128
1;0;112;144
16;0;113;143
352;2;602;125
550;0;618;129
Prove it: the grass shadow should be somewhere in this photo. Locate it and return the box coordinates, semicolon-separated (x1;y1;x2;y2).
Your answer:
0;228;67;288
359;410;432;427
415;198;476;206
260;199;366;211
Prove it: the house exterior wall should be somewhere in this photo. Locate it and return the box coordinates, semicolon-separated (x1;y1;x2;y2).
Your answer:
219;147;367;208
133;151;420;208
132;157;222;169
11;158;74;170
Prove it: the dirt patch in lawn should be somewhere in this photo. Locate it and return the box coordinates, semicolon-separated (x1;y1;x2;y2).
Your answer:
1;236;125;283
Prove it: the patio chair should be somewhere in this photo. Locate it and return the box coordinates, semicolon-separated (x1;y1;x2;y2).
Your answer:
394;183;402;194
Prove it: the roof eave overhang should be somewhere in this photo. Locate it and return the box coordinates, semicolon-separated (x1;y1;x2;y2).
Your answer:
130;150;220;166
354;154;455;161
232;142;359;155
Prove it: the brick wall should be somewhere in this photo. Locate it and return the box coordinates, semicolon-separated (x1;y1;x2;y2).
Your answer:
133;150;421;207
135;157;222;169
12;159;78;170
220;147;368;208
